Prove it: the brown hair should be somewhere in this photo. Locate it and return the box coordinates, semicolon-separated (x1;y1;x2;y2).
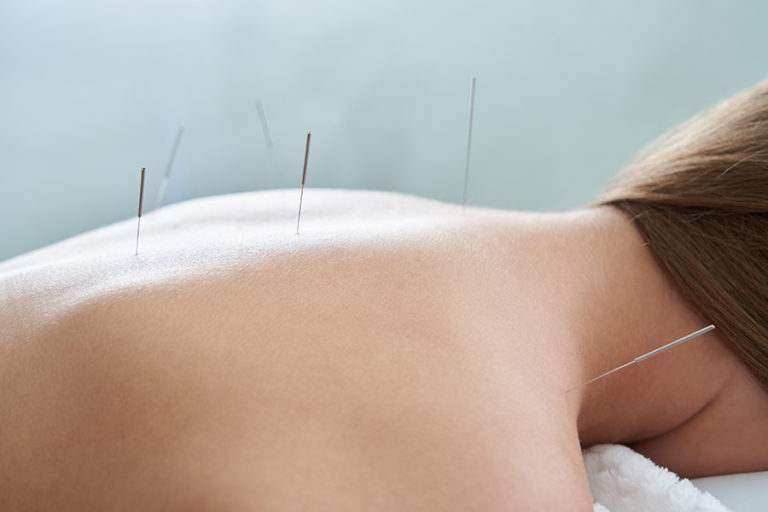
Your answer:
593;78;768;392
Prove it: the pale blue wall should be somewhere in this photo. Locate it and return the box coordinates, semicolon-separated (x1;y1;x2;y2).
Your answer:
1;0;766;261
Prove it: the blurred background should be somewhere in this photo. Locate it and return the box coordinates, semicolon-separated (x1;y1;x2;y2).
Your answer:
1;0;766;262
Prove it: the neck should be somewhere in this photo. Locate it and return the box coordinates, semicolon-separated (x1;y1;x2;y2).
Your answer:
508;206;734;450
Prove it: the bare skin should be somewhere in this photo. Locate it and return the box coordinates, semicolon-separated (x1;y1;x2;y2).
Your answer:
0;189;766;510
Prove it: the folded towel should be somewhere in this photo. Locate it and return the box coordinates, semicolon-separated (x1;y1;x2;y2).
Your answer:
584;444;731;512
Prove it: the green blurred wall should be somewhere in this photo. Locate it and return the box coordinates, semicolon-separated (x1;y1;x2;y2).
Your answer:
1;0;766;261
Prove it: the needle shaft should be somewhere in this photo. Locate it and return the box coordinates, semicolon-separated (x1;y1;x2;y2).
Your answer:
462;77;477;210
256;100;274;150
566;324;715;393
296;132;311;235
155;127;184;209
135;167;146;256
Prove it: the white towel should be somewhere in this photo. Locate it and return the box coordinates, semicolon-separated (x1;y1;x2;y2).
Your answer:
584;444;732;512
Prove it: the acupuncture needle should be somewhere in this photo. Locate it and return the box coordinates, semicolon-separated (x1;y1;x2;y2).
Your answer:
155;127;184;209
135;167;146;256
566;324;716;393
256;100;274;150
462;77;477;211
296;131;311;235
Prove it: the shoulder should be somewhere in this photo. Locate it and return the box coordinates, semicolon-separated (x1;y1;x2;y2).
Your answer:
629;356;768;477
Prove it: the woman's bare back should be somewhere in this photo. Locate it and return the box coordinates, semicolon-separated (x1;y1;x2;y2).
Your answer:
0;190;592;510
